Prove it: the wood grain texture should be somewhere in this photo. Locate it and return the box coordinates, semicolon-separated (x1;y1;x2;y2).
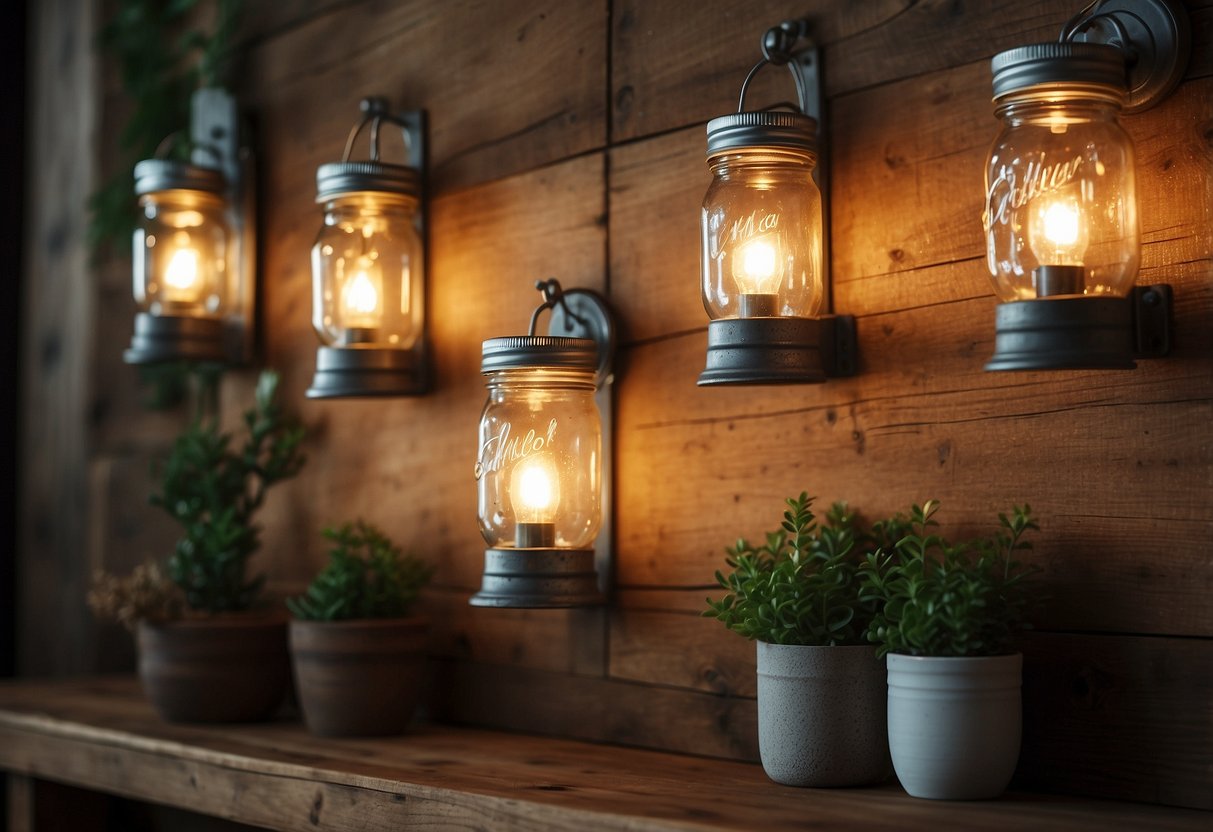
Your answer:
422;588;606;678
1019;633;1213;811
612;0;1213;143
0;677;1210;830
19;0;99;677
241;0;607;193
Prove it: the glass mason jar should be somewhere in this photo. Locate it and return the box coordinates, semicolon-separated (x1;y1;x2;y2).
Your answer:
475;337;602;552
132;160;231;319
311;163;424;349
701;112;824;320
983;42;1138;301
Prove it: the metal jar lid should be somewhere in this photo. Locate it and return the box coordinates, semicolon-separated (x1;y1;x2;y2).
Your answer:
481;336;598;374
134;159;226;196
991;42;1128;104
706;111;817;160
315;161;421;203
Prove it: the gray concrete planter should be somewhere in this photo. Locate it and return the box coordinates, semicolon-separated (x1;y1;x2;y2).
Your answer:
887;653;1023;800
756;642;890;787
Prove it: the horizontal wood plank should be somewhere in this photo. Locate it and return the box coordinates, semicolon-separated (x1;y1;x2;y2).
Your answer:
614;325;1213;637
1;676;1210;825
612;0;1213;143
242;0;607;193
1019;633;1213;810
421;588;605;678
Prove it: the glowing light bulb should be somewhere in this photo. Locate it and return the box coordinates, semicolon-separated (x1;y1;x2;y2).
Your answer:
733;235;783;295
164;248;199;292
509;456;561;548
511;458;560;523
1030;196;1088;267
339;258;383;329
731;234;785;317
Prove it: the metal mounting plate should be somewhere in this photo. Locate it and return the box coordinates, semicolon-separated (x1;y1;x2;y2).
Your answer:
1070;0;1190;113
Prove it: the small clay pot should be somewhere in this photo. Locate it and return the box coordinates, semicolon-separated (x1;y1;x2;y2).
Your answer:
289;617;428;737
137;614;290;723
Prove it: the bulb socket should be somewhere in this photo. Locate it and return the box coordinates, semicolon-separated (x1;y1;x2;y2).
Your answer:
515;522;556;549
1035;265;1085;298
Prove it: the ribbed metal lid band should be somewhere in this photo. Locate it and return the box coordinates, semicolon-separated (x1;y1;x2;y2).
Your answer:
991;42;1128;102
134;159;227;196
481;336;598;373
706;111;817;158
315;161;422;202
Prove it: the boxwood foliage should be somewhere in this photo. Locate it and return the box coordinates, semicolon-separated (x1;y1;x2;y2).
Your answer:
859;500;1039;658
288;521;433;622
152;370;305;613
704;493;903;646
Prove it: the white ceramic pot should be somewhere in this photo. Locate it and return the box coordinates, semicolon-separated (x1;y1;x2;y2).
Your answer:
886;653;1023;800
756;642;889;787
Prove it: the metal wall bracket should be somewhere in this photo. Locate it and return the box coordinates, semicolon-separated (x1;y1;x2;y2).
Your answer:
547;284;616;597
1061;0;1191;113
824;314;858;377
1132;283;1172;358
191;88;255;364
742;20;831;312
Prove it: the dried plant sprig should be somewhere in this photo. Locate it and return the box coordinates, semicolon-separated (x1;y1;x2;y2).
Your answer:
87;562;187;631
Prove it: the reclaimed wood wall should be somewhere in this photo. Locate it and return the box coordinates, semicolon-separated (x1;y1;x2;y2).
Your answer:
21;0;1212;811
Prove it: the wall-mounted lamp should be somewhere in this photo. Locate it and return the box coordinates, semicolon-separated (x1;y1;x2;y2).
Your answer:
126;89;254;365
307;98;428;398
698;20;856;386
472;279;616;609
982;0;1188;371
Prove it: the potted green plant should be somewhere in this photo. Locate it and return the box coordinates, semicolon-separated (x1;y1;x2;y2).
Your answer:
705;493;899;787
288;520;434;737
860;500;1038;800
89;370;306;723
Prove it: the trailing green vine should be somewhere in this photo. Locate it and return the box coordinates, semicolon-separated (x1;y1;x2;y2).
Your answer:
90;0;243;259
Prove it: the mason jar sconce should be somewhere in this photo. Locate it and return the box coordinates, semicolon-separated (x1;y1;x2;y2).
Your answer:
982;0;1189;371
471;279;616;608
698;20;856;386
126;89;254;365
306;98;428;398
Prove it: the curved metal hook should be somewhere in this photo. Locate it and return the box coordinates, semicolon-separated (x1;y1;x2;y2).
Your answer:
342;97;414;163
528;278;586;336
736;20;813;115
1060;2;1133;56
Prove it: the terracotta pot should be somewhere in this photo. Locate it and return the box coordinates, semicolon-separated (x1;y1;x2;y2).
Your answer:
289;617;428;737
886;653;1023;800
757;642;890;787
137;614;289;723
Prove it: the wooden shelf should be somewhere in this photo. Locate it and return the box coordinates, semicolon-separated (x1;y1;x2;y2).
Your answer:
0;676;1206;831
